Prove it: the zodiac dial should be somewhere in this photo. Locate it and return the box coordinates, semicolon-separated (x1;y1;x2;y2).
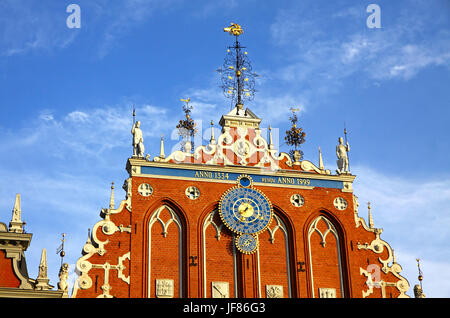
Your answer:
235;234;258;254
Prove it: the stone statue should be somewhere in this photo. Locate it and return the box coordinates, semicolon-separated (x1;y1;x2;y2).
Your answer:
131;121;145;158
336;137;350;174
414;284;426;298
58;263;70;297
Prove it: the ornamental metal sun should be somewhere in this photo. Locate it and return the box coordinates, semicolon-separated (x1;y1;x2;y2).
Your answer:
217;23;259;109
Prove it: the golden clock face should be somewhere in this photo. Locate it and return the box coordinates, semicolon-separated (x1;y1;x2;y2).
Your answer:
238;202;255;218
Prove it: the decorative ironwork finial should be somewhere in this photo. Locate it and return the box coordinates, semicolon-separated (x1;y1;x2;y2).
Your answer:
285;107;306;162
176;98;197;152
218;23;258;110
416;258;424;288
413;258;426;298
56;233;66;267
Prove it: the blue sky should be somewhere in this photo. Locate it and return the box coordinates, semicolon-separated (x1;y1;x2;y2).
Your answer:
0;0;449;297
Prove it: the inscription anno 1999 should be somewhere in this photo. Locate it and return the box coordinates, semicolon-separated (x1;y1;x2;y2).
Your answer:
193;170;310;185
261;176;310;186
140;166;343;189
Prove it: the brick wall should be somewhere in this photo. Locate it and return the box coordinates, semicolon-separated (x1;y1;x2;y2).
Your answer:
74;172;405;298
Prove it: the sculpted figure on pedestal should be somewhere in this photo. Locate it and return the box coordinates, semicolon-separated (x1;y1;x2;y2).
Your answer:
336;137;350;174
131;121;145;158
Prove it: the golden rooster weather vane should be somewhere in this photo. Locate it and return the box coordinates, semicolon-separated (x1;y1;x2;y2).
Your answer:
224;23;244;36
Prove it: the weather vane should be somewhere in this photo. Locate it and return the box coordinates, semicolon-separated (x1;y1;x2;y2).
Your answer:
416;258;424;289
217;23;259;112
56;233;66;267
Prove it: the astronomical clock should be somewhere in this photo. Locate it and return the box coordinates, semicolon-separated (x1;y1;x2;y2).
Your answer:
219;175;272;254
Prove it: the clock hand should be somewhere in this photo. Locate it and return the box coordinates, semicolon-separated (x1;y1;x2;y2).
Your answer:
213;285;225;297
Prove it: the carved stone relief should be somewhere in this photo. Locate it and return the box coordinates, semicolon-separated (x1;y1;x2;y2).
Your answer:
156;279;174;298
266;285;283;298
319;288;337;298
212;281;229;298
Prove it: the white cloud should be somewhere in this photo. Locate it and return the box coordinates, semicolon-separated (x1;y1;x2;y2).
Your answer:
269;2;450;86
0;101;179;170
0;1;79;56
39;113;54;122
377;43;450;80
66;111;90;123
350;165;450;297
394;249;450;298
95;0;181;58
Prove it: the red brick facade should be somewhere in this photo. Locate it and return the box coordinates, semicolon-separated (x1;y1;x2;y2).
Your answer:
0;250;21;288
72;111;410;298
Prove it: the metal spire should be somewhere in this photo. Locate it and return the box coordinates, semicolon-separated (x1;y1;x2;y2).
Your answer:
417;258;424;289
56;233;66;267
344;122;350;171
218;23;258;111
413;258;426;298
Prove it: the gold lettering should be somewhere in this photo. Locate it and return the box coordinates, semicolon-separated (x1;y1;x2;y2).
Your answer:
278;177;295;184
194;170;230;180
296;178;311;186
262;177;276;183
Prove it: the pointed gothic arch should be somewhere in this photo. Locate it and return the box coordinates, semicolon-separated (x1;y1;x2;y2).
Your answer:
256;207;296;298
305;212;349;298
145;200;188;298
200;205;239;298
